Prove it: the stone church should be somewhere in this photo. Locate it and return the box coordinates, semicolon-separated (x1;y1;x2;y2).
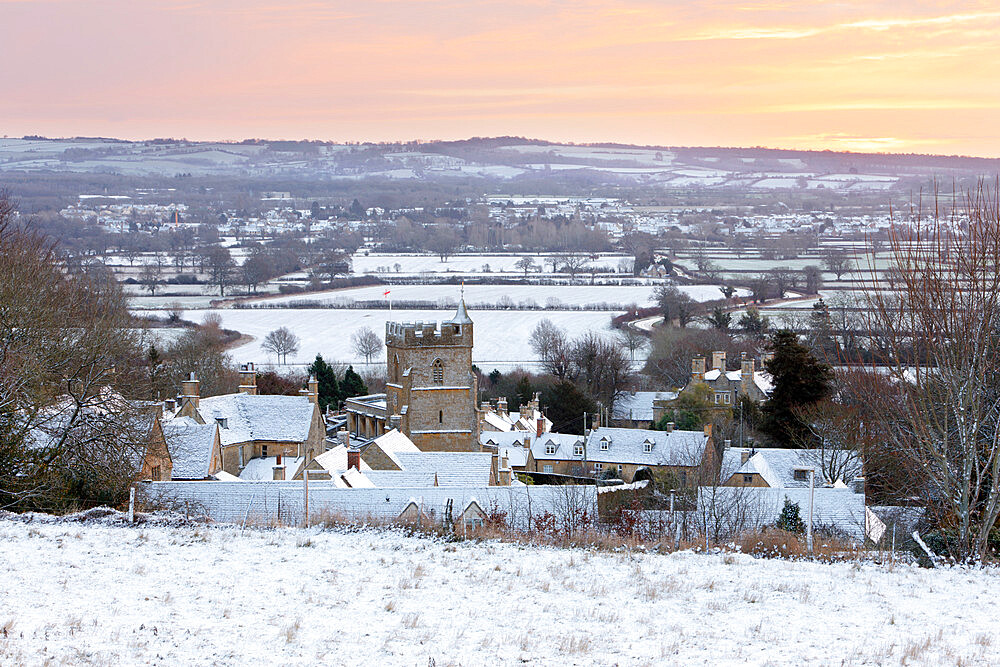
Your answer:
346;299;480;452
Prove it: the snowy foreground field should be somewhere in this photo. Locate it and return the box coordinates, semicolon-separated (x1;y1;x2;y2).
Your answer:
2;518;998;667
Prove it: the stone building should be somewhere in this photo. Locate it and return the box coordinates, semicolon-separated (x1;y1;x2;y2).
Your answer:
347;300;480;452
677;351;773;408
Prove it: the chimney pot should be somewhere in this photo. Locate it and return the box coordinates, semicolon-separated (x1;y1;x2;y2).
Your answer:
666;421;675;433
347;448;361;471
536;417;545;438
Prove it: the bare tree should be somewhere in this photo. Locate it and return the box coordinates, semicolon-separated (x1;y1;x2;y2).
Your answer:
351;327;383;364
861;184;1000;560
559;254;589;281
139;261;161;296
654;285;699;327
205;246;235;296
515;256;537;277
262;327;300;364
529;318;571;379
617;326;647;363
822;249;852;281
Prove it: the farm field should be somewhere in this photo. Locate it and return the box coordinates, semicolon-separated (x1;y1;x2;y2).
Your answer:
351;252;632;275
2;518;997;667
247;283;738;309
199;307;622;370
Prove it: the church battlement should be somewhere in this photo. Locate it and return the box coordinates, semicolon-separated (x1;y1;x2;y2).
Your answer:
385;320;472;347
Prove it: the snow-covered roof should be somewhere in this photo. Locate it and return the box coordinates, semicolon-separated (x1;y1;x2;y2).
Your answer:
366;429;420;468
730;448;830;488
196;393;315;447
364;471;438;487
612;391;679;422
584;427;707;467
162;417;217;479
393;452;493;487
529;433;587;461
483;411;513;432
480;431;531;448
312;444;372;473
239;456;304;480
701;368;774;396
448;298;473;325
337;467;375;488
697;487;865;541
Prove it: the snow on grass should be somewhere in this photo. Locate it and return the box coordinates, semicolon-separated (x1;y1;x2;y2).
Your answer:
351;252;631;275
246;284;734;309
200;308;619;369
2;519;998;666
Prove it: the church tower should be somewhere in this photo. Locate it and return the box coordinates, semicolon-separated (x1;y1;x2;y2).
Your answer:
384;299;480;451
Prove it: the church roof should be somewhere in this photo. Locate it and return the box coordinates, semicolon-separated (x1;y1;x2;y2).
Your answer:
448;298;473;325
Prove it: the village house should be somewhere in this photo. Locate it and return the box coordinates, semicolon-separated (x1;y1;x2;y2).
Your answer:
721;447;862;489
479;393;552;434
524;425;715;485
612;390;679;429
681;351;773;408
170;366;325;479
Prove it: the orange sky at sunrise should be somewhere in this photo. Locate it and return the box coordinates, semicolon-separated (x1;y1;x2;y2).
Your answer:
3;0;1000;156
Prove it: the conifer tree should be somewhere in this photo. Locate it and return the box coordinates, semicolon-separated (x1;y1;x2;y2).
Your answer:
775;498;805;533
341;366;368;399
308;354;341;411
760;330;833;446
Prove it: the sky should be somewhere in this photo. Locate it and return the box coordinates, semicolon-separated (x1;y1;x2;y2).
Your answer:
2;0;999;156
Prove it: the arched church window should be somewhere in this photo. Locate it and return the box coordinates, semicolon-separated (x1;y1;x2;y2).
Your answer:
432;358;444;385
392;354;400;383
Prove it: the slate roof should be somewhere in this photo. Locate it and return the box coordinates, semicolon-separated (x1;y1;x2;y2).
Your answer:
612;391;679;422
195;394;315;447
363;470;439;487
239;456;304;480
365;429;420;468
393;452;493;487
528;433;587;461
728;448;833;488
702;369;774;395
162;417;217;479
584;427;707;467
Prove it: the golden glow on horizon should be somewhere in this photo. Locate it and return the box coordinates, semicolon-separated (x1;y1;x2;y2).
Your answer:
2;0;1000;156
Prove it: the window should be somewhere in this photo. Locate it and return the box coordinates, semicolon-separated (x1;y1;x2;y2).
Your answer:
543;465;554;473
151;465;161;481
743;474;754;484
724;393;732;405
600;438;610;451
439;410;443;424
261;445;269;457
545;443;556;455
643;440;653;453
793;469;809;482
680;471;688;485
594;463;603;471
238;446;245;468
573;444;584;457
215;417;228;429
392;354;400;383
431;358;444;385
617;464;623;473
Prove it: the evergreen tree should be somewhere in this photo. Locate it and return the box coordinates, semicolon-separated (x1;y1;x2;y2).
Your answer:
515;375;534;409
341;365;368;399
308;354;341;411
806;298;837;360
540;380;598;435
775;498;805;533
760;330;833;446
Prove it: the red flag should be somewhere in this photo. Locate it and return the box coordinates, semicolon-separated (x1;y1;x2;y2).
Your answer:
384;289;391;297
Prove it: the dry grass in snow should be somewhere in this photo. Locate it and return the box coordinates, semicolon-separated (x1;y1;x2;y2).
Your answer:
0;519;998;666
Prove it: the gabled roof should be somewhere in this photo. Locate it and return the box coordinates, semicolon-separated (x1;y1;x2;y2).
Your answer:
366;429;420;468
162;417;218;479
195;393;315;447
730;448;827;488
529;433;587;461
584;427;707;467
239;456;304;480
393;452;493;487
483;411;514;432
613;391;679;422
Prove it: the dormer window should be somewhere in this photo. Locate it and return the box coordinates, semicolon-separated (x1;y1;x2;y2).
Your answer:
573;443;584;457
544;443;556;455
600;438;610;451
215;417;228;429
432;358;444;385
793;469;810;482
643;439;654;453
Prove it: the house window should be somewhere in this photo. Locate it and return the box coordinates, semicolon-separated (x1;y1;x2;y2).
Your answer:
724;393;731;405
680;471;688;485
743;474;754;484
432;358;444;385
617;464;623;474
151;465;161;481
643;440;653;453
262;445;269;457
215;417;228;429
543;465;554;473
573;444;584;457
439;410;443;424
594;462;603;471
545;443;556;455
793;469;809;482
600;438;610;451
238;446;245;468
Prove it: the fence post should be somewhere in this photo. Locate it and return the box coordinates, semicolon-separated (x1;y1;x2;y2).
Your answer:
127;486;136;523
303;471;310;527
806;470;815;555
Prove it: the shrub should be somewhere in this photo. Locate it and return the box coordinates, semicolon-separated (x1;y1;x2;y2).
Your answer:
775;498;805;533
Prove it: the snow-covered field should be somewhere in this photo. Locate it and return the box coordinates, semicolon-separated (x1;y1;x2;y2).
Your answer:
247;283;734;309
351;253;631;275
200;308;619;369
2;518;997;666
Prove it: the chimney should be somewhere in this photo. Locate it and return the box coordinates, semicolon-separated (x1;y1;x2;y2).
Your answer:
238;362;257;395
497;397;508;415
723;439;732;449
592;413;600;431
164;398;176;414
703;423;713;439
536;417;545;438
712;351;726;372
741;354;755;389
851;476;866;494
337;428;350;448
665;421;675;433
272;464;285;481
181;372;200;409
347;448;361;471
691;356;706;382
389;414;401;429
741;450;751;464
307;375;319;405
